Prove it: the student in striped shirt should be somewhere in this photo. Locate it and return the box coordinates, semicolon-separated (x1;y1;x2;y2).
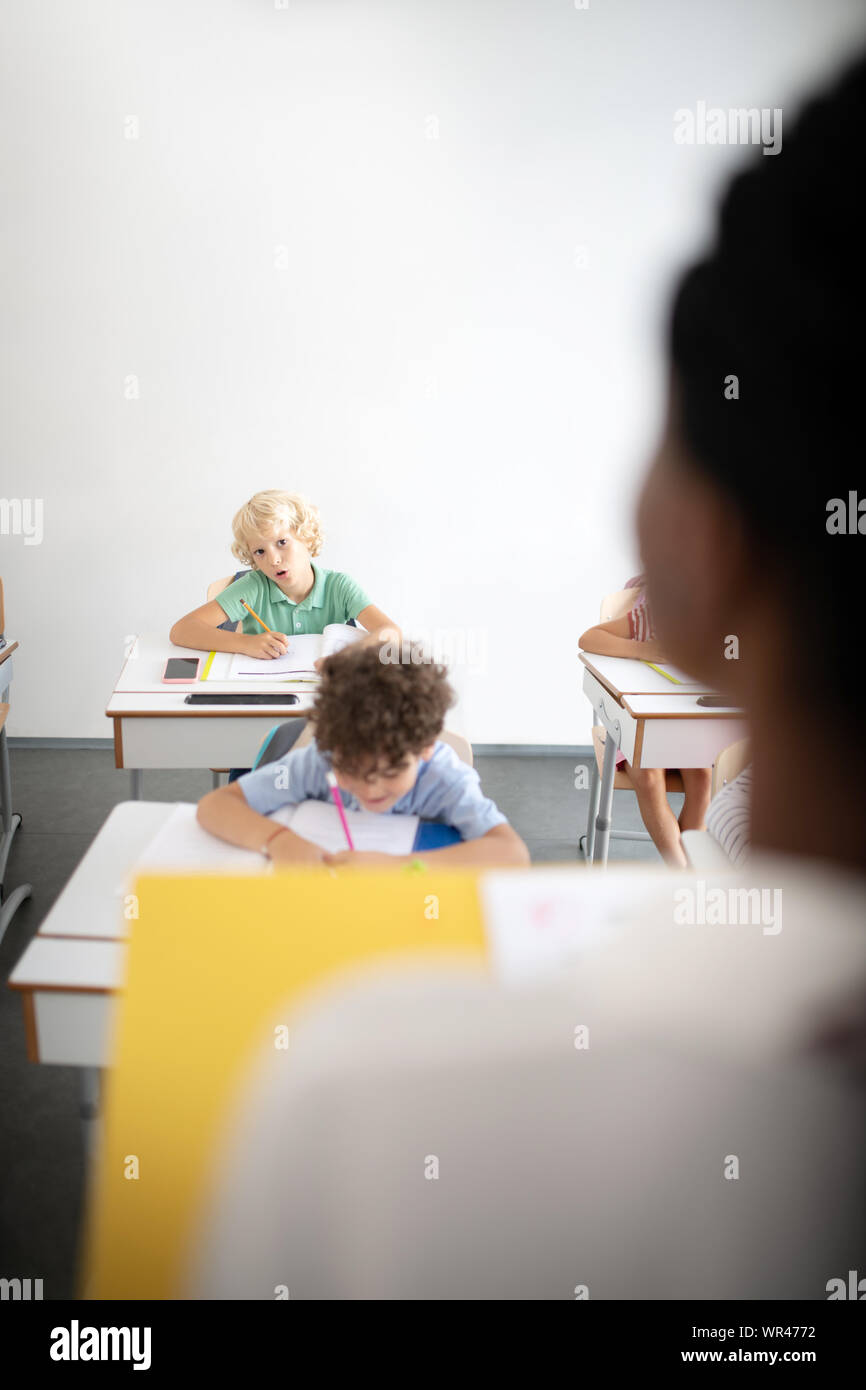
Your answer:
579;574;712;867
706;763;752;867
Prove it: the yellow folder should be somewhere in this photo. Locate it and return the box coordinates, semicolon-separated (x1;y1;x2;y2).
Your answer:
83;871;486;1299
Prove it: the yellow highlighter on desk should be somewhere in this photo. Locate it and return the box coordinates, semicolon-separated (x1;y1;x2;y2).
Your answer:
643;661;682;684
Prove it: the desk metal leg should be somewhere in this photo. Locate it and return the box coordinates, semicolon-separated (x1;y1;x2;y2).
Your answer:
0;723;33;943
592;731;619;867
0;723;12;838
584;757;601;861
130;769;142;800
0;881;33;943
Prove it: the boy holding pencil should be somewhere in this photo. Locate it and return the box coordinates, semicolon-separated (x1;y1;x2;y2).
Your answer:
171;488;400;778
197;645;530;868
169;489;399;660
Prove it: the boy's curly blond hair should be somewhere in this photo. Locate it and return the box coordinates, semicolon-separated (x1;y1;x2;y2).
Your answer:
231;490;323;567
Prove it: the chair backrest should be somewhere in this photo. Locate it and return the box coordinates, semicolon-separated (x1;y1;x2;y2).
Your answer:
208;572;251;632
439;730;473;767
289;723;471;763
291;723;470;765
207;575;239;603
711;737;751;799
599;588;640;623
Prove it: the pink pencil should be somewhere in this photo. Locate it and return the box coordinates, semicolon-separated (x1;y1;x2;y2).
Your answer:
326;771;355;850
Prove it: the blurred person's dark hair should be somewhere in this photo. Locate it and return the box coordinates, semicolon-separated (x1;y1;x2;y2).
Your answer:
669;53;865;714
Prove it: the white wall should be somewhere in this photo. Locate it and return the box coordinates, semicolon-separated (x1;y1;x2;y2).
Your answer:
2;0;863;741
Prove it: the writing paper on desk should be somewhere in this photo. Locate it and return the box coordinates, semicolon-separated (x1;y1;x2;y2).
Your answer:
228;623;362;679
287;800;418;856
128;803;289;880
228;635;319;679
480;869;667;986
125;799;418;888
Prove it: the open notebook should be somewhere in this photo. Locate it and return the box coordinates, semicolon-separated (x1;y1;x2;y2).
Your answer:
227;623;363;680
127;800;419;883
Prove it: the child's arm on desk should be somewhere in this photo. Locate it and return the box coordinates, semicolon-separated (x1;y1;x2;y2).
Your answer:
325;823;530;870
578;616;667;664
197;782;325;864
170;601;289;657
355;604;401;651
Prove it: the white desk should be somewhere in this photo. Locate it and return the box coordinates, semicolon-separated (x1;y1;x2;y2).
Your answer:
7;802;170;1065
107;634;314;794
8;800;680;1071
579;653;746;866
579;653;705;695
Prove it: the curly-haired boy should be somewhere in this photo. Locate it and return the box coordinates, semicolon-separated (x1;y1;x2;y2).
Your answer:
197;644;529;868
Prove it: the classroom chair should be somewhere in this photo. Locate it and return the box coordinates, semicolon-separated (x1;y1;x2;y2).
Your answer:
0;579;33;943
207;572;249;629
579;588;684;861
251;720;473;770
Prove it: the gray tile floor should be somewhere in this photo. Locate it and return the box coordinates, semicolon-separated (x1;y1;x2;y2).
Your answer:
0;747;671;1298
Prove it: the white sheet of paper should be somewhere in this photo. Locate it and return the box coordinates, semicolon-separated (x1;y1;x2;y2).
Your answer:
126;803;293;883
320;623;364;658
227;624;363;679
125;798;418;891
480;869;668;986
286;800;419;856
228;634;323;679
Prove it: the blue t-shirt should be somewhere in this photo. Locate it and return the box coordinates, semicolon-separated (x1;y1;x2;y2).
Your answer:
238;739;507;842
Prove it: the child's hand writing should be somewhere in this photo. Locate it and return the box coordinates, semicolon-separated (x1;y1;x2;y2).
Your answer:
242;632;290;660
269;831;327;865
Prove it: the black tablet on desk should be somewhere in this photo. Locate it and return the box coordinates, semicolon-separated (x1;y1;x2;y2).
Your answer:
184;693;300;706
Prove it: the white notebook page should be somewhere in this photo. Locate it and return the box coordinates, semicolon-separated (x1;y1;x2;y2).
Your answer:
228;634;322;679
125;797;418;888
286;800;419;855
227;624;363;679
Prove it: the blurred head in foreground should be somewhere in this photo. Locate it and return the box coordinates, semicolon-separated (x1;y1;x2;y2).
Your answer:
638;54;866;870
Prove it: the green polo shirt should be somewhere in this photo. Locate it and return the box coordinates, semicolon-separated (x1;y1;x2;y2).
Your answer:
215;562;372;636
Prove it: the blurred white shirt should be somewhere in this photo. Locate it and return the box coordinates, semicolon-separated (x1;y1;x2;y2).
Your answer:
185;854;866;1300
